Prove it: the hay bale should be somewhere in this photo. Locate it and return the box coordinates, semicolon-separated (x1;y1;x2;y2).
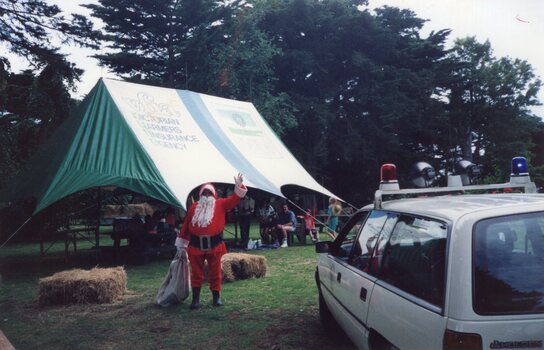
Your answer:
103;203;155;218
220;253;267;282
39;267;127;306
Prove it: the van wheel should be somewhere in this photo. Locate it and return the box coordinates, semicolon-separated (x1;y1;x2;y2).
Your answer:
319;291;340;332
369;330;399;350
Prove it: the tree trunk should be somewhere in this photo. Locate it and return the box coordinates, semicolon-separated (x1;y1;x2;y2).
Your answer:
463;126;473;161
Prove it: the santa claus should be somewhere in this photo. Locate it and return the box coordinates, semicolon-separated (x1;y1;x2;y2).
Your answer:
175;173;247;309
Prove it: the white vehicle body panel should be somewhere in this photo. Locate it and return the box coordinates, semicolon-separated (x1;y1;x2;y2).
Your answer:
317;194;544;350
321;284;370;349
367;282;447;349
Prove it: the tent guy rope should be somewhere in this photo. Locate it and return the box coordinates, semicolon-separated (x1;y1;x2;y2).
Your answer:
0;216;32;249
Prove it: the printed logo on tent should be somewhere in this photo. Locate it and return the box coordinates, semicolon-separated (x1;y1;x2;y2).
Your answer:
209;104;281;159
217;109;262;137
122;92;199;150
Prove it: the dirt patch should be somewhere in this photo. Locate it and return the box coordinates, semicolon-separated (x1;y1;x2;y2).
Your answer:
148;325;172;333
224;310;243;320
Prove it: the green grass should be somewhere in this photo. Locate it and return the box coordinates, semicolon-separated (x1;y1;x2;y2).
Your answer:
0;222;356;350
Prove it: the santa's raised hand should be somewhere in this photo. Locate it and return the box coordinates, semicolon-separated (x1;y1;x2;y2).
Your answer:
234;173;247;197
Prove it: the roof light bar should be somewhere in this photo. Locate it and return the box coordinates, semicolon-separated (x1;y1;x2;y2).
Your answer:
374;156;538;209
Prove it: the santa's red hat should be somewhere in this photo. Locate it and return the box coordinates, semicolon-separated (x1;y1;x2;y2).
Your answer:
199;183;217;197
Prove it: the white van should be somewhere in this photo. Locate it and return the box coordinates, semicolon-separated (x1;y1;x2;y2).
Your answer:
315;161;544;350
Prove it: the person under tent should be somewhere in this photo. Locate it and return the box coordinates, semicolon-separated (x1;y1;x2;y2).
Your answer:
274;203;297;248
257;200;276;244
300;209;319;243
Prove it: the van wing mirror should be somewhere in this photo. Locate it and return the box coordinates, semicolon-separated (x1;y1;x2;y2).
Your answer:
315;241;331;254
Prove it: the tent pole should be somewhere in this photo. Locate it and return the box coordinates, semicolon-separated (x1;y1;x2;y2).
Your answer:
40;228;45;256
234;212;238;245
95;187;101;249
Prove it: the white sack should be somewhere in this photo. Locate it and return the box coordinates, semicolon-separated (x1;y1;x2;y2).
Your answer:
156;249;190;306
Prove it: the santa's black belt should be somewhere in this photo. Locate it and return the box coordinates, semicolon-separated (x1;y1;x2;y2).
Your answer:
190;233;223;251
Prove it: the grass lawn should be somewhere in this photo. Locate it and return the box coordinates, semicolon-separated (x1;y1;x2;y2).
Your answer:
0;222;356;350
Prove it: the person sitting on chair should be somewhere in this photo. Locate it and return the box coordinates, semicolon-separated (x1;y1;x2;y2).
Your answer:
145;211;161;235
274;203;297;248
165;206;177;228
157;215;176;245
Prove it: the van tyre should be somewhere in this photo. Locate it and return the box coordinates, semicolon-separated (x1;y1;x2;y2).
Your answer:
369;331;399;350
319;291;340;333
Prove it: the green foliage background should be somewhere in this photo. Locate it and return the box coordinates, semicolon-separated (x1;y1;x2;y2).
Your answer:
0;0;543;240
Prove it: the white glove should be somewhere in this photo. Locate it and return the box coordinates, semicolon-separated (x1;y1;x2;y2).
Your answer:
175;237;189;251
234;172;248;197
234;173;244;187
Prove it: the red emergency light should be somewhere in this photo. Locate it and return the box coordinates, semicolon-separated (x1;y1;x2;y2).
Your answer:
379;164;400;190
380;164;398;182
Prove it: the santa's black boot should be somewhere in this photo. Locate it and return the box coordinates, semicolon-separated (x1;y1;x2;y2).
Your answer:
190;287;201;310
212;291;223;307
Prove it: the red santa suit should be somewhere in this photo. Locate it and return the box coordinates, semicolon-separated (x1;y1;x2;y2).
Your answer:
179;182;246;291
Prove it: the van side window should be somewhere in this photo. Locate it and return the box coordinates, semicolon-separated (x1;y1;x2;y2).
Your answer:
366;214;398;276
473;213;544;314
333;211;370;259
379;215;448;307
349;211;390;272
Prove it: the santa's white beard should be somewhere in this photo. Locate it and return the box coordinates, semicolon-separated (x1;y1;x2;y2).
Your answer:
192;196;216;227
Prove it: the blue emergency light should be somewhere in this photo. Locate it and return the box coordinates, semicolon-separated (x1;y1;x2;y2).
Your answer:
511;156;528;176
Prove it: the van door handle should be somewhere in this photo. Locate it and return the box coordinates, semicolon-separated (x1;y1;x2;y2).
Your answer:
360;287;367;301
337;272;342;283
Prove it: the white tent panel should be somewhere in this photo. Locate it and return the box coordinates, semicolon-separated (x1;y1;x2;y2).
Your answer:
195;93;335;198
103;79;273;206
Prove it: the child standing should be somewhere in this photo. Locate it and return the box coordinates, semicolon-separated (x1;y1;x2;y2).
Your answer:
302;209;319;243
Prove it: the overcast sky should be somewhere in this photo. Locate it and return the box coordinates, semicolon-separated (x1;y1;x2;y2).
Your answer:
7;0;544;116
368;0;544;116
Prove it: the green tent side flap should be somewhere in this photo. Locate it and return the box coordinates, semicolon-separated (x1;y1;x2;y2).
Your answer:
1;79;180;214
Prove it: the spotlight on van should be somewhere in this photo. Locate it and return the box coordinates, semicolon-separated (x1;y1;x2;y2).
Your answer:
454;160;481;185
409;162;437;188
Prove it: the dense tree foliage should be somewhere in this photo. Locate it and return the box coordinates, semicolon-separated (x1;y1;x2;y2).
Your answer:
86;0;296;134
1;0;543;217
0;0;97;70
0;0;100;174
440;37;542;179
260;1;452;202
0;0;101;241
0;66;78;182
85;0;226;87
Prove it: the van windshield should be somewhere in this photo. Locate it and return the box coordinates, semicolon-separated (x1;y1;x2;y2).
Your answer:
473;212;544;314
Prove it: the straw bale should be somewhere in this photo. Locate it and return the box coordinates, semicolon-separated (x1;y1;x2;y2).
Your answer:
38;267;127;305
103;203;155;218
205;253;267;282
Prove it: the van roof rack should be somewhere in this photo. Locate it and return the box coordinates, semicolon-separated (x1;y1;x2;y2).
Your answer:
374;182;537;209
